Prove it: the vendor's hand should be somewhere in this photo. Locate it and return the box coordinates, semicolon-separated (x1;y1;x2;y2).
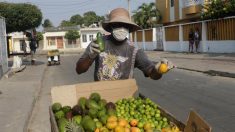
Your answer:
155;58;175;74
89;38;100;59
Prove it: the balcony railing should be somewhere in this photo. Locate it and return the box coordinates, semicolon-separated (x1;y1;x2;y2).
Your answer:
184;0;205;7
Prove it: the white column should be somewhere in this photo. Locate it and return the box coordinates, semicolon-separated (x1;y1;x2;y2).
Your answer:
63;37;66;49
142;30;146;50
201;22;207;52
152;28;157;49
162;27;166;51
43;34;46;50
179;0;183;20
134;32;138;48
179;25;183;52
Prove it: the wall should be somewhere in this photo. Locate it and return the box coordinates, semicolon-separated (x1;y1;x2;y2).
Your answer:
163;17;235;53
132;28;157;51
0;17;8;78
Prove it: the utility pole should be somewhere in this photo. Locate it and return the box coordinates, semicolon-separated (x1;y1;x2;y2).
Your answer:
127;0;133;41
127;0;130;16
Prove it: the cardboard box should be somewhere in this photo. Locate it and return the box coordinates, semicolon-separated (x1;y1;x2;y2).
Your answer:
49;79;211;132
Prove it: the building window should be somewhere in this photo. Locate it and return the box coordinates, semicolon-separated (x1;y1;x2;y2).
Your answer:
47;37;56;46
171;0;174;7
82;34;87;42
89;35;94;41
68;39;76;45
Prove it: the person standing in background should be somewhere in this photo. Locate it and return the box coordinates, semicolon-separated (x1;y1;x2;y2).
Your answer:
29;29;37;65
188;28;194;53
194;28;200;53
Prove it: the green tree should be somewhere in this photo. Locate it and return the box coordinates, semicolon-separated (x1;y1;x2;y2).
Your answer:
132;2;161;29
70;14;83;26
64;30;80;44
36;32;43;43
0;2;42;33
42;19;53;28
65;30;80;40
83;11;99;27
60;20;76;27
201;0;235;20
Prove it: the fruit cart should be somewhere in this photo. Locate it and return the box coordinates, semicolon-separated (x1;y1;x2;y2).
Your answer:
49;79;211;132
47;50;60;66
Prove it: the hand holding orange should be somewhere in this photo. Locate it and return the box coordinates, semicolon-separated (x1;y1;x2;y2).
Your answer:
158;63;168;74
155;58;175;74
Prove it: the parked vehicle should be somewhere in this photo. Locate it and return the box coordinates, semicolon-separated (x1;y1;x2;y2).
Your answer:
47;50;60;66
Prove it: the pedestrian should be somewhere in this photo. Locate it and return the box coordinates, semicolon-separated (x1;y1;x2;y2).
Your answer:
194;28;200;53
188;28;194;53
22;39;27;57
29;30;38;65
76;8;174;81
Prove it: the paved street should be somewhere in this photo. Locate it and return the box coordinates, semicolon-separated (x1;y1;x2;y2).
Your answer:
25;54;235;132
1;52;235;132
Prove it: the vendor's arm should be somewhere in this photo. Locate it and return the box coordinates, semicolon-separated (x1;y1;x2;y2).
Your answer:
76;42;100;74
135;49;162;80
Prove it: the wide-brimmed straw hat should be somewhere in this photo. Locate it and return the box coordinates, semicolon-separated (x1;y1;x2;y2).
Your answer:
102;8;141;33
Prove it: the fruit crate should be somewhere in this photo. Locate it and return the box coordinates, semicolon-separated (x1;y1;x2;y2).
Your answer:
49;79;211;132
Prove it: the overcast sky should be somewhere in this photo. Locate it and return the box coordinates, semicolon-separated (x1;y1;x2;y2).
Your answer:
2;0;155;27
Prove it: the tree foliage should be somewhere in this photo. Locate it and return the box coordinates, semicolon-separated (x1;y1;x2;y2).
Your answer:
36;32;43;42
70;14;83;26
83;11;98;27
60;20;76;27
132;2;161;29
59;11;104;27
0;2;42;33
64;30;80;40
201;0;235;20
42;19;53;28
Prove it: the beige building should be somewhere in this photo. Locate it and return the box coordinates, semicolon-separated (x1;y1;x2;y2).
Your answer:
156;0;210;25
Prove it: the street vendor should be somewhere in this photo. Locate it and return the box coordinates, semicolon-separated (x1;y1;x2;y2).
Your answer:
76;8;174;81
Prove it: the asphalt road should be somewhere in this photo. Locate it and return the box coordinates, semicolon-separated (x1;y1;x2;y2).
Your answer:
29;55;235;132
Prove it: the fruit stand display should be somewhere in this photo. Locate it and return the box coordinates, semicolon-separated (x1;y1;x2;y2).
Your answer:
49;79;211;132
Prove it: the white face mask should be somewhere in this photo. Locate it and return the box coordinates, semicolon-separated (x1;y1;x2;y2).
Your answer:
112;27;129;41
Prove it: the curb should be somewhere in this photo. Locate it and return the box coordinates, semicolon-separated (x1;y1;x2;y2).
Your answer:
4;65;27;78
176;67;235;78
23;64;48;132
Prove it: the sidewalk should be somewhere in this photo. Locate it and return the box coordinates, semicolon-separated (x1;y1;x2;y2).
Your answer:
146;51;235;78
0;56;47;132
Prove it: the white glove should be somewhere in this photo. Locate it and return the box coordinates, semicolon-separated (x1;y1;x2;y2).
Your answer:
88;38;100;59
155;58;175;74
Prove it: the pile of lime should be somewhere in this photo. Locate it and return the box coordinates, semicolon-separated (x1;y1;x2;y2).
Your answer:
115;97;169;130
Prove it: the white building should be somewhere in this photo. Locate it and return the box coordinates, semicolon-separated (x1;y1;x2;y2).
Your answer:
80;27;105;48
43;26;105;50
7;32;31;54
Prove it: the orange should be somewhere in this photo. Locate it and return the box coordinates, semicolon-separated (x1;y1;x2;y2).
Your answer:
107;116;118;123
114;125;125;132
130;127;141;132
130;119;138;127
124;127;130;132
106;121;118;129
118;118;128;127
143;122;152;130
158;63;168;74
95;128;100;132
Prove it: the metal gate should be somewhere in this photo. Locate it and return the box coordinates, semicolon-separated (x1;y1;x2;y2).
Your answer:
156;26;164;51
0;17;8;78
